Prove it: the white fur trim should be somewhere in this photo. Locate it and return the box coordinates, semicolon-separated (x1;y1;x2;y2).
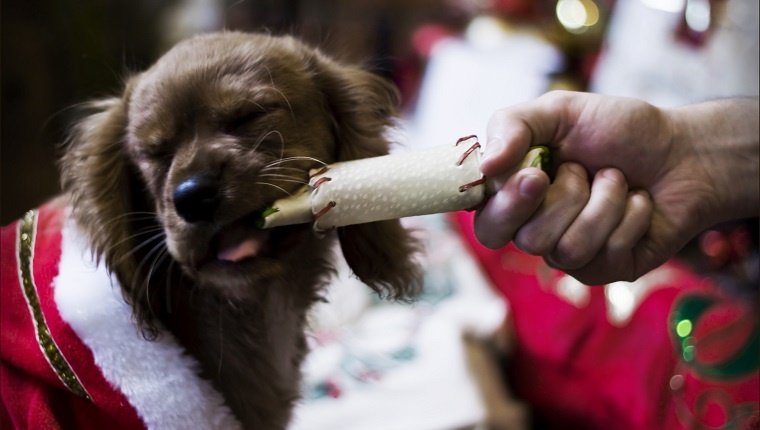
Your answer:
53;215;242;430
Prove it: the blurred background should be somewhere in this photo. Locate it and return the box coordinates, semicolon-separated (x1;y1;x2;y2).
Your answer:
3;0;758;223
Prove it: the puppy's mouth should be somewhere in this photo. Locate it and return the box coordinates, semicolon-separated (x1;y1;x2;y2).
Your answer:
212;217;270;263
213;213;271;263
184;207;310;280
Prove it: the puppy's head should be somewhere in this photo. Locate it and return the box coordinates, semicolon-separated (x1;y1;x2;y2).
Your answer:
61;32;421;333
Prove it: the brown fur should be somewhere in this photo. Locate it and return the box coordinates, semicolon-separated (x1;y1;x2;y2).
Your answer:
60;32;421;429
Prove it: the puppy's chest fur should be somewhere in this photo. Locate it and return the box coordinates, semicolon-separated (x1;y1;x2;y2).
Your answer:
164;262;328;429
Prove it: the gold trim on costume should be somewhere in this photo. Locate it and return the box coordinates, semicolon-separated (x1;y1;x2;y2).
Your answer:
17;210;91;401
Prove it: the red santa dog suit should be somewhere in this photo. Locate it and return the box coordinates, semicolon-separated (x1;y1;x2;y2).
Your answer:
1;201;242;429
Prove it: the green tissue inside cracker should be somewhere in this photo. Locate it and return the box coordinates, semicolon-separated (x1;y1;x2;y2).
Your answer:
255;206;280;228
525;146;550;170
262;206;280;218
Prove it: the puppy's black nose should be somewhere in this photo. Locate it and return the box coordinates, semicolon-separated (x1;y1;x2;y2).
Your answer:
173;176;220;223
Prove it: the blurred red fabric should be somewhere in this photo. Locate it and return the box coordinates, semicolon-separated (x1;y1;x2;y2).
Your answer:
453;211;759;430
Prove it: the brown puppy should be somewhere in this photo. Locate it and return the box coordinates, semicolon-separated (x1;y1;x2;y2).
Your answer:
60;32;421;429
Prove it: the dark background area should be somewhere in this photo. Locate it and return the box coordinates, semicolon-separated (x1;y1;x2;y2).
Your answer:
2;0;174;224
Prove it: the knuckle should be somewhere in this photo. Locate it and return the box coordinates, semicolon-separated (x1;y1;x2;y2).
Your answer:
557;166;590;197
487;108;508;125
550;238;594;270
598;168;627;189
514;228;553;256
542;89;571;104
474;222;509;250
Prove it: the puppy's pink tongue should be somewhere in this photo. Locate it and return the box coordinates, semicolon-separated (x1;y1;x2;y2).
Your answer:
216;227;270;262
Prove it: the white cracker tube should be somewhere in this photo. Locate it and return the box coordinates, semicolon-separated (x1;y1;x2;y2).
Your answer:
260;136;547;234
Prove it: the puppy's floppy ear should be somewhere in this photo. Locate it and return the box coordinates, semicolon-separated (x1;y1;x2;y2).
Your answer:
313;52;422;300
312;52;399;161
61;95;133;272
60;81;160;337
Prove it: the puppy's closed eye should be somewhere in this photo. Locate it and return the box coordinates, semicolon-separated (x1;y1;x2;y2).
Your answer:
139;141;174;161
220;107;269;136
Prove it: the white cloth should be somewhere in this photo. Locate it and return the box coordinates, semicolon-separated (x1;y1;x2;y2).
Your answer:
291;214;506;430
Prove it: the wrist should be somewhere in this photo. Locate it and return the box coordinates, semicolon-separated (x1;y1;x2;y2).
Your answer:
668;98;760;224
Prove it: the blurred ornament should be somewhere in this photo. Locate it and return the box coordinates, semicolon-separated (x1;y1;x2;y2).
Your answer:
675;0;728;47
555;0;601;34
464;15;514;49
412;24;457;58
700;230;733;268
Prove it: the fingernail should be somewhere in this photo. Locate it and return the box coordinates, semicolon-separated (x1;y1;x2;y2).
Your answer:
519;174;546;199
601;168;625;185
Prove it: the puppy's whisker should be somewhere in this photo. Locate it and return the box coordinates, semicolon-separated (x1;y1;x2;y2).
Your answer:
134;237;168;319
274;130;287;163
113;231;166;267
265;156;327;167
243;98;268;114
165;258;176;314
143;249;165;300
92;214;160;243
147;247;171;290
148;248;172;308
94;212;157;227
102;226;165;258
275;130;286;162
260;169;307;180
251;129;284;155
44;100;98;140
225;297;241;312
251;128;286;168
263;65;295;120
257;174;308;185
99;212;159;230
258;173;308;184
254;182;292;196
260;166;304;174
106;211;158;221
273;88;295;121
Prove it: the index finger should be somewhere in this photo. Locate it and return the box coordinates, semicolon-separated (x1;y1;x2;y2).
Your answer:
481;91;576;177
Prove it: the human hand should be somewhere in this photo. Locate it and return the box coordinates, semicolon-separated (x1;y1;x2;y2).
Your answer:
474;91;759;285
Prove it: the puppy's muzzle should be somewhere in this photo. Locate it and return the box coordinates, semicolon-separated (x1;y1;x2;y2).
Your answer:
173;175;220;223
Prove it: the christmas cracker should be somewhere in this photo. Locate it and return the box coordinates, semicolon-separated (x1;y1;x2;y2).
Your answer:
258;136;549;234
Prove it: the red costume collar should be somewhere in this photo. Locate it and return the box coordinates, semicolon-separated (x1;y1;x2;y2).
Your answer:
1;201;242;429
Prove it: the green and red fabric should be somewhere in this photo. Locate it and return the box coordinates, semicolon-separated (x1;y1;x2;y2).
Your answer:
454;211;759;430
